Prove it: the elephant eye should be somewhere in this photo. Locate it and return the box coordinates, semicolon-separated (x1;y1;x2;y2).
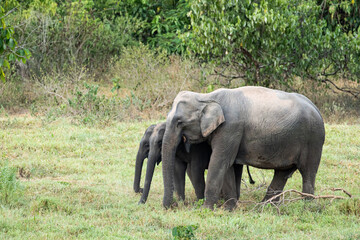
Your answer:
177;120;182;128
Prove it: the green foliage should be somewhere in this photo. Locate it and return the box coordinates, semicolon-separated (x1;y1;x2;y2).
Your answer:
2;0;190;80
68;83;101;113
187;0;360;89
0;5;31;82
194;198;205;209
115;0;191;54
172;225;198;240
66;83;122;125
319;0;360;33
0;163;23;206
108;44;202;113
144;0;190;54
4;0;142;77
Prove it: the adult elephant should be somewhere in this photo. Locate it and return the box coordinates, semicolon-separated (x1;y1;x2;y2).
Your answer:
134;122;255;208
161;86;325;209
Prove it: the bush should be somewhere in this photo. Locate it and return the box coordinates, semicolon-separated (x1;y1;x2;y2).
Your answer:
66;82;124;125
172;225;198;240
187;0;360;96
8;1;143;78
108;44;202;115
0;164;24;206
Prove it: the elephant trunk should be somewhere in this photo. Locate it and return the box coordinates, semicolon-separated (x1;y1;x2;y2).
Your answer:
161;125;181;209
138;148;160;204
133;147;146;193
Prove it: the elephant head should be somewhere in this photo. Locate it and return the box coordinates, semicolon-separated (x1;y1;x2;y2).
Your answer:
133;124;156;193
138;122;166;204
161;91;225;208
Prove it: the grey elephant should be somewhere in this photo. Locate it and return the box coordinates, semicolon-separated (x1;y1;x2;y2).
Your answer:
134;124;157;194
133;122;255;207
161;86;325;209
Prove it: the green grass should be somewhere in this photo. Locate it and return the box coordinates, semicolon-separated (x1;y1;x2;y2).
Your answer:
0;117;359;239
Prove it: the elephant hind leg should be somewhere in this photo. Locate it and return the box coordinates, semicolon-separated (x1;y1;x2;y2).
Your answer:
262;167;297;202
298;147;323;198
174;159;187;201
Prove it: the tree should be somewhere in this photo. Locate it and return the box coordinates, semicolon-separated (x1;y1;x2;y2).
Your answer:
0;5;31;82
187;0;360;97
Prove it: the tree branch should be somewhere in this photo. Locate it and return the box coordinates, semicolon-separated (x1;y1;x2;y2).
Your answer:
321;78;360;98
319;187;353;198
213;69;245;80
0;8;17;21
306;70;360;98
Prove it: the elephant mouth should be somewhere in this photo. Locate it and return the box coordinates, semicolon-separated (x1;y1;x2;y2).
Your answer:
182;135;191;153
156;156;162;165
182;134;204;145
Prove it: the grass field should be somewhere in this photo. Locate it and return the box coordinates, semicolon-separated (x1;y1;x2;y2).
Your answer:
0;117;359;239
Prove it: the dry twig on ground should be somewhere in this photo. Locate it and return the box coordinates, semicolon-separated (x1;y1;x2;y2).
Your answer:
251;188;352;214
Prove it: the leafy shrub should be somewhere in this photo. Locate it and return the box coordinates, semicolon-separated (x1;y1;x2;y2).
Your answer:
136;0;191;54
64;82;124;125
172;225;198;240
108;44;201;114
0;5;31;82
8;1;142;78
187;0;360;96
0;164;24;206
319;0;360;33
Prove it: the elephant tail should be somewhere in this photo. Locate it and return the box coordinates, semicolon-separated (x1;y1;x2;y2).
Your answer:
247;165;255;184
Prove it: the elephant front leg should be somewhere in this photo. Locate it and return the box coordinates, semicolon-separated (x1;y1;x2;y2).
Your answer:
174;159;187;201
187;162;206;200
220;166;238;211
204;141;240;209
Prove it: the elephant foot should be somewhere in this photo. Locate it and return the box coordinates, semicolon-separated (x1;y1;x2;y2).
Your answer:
134;188;143;193
222;198;237;211
202;203;215;210
176;194;185;202
138;195;148;204
165;201;178;209
261;190;283;203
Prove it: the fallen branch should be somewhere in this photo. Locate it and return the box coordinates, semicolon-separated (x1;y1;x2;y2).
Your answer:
264;189;350;203
320;187;353;198
252;189;352;214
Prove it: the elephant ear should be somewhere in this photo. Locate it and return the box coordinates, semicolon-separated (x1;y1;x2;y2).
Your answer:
200;101;225;137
